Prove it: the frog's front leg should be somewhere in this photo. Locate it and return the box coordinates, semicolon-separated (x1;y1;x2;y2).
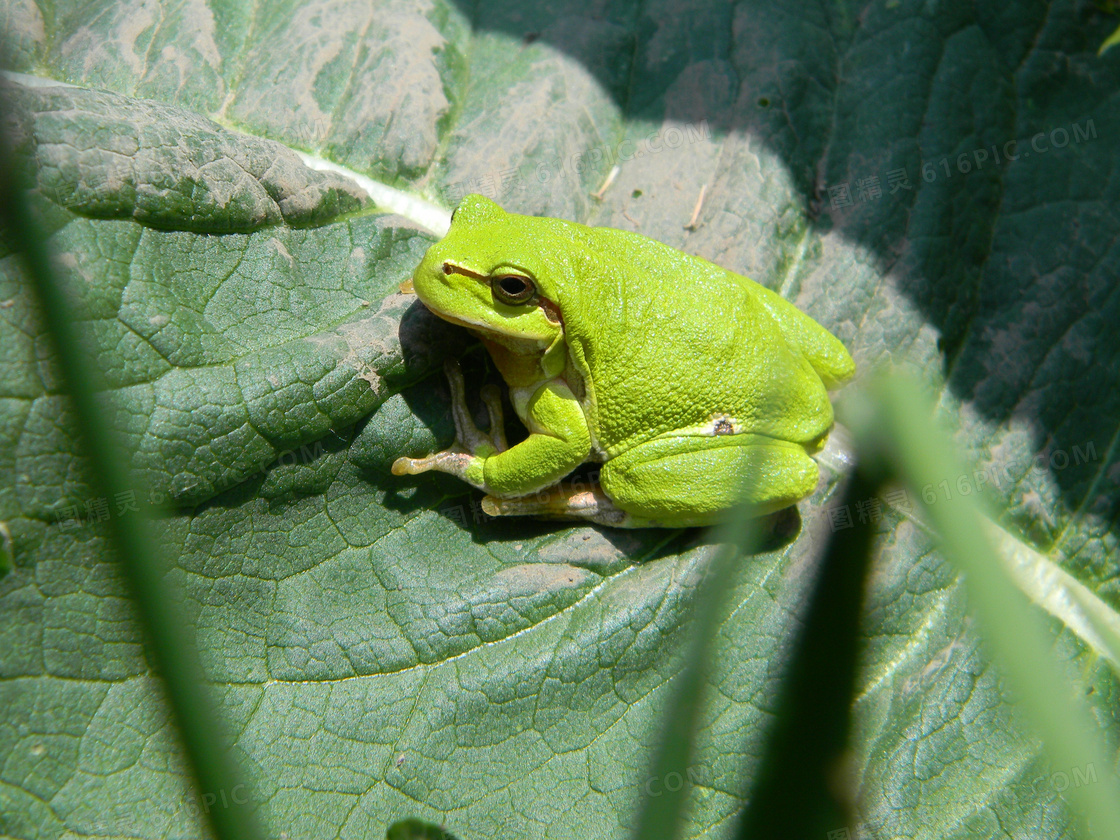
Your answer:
392;360;591;499
392;359;506;481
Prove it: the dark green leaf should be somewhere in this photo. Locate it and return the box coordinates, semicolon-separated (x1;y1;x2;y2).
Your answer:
2;2;1119;838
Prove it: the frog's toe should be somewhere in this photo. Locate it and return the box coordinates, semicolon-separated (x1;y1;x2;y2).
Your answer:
391;449;472;477
480;485;635;527
443;359;483;440
479;384;508;452
443;359;506;456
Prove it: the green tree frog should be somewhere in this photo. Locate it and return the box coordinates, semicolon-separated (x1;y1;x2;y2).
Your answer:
393;194;854;528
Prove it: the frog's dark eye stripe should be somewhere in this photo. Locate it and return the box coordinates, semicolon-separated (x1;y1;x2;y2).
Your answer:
443;261;485;280
491;274;537;306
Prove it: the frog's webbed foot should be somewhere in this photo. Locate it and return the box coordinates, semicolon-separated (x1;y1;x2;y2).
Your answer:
480;482;635;527
391;359;507;484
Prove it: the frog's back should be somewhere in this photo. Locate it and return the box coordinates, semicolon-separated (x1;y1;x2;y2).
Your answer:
554;224;853;456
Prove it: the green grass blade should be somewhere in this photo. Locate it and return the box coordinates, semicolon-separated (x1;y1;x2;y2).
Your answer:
733;472;879;840
629;526;756;840
0;96;267;840
844;374;1120;839
0;521;11;577
1099;22;1120;54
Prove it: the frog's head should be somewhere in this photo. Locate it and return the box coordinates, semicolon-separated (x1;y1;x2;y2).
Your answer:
410;194;570;354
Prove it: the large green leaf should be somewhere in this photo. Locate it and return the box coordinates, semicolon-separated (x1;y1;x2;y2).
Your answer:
2;2;1119;838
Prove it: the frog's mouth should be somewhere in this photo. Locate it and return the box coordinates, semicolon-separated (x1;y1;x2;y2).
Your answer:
426;306;487;333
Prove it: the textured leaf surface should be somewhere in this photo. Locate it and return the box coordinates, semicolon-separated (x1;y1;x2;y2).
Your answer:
2;2;1120;839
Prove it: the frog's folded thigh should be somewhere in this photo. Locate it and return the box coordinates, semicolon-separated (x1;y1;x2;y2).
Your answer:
600;433;819;524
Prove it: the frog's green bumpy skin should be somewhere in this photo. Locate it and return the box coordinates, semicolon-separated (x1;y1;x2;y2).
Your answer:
392;195;855;528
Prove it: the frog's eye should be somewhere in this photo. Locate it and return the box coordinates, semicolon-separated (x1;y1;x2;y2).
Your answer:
491;274;537;306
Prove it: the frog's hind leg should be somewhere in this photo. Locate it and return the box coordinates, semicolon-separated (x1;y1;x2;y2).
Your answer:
596;433;820;528
480;481;635;527
482;433;819;529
